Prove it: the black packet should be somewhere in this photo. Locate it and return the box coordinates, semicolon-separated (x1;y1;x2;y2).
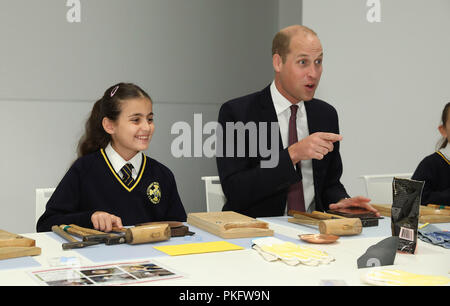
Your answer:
391;178;424;254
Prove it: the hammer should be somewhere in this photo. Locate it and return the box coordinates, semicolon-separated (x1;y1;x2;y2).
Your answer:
111;224;171;245
51;225;101;250
63;224;126;245
288;214;362;236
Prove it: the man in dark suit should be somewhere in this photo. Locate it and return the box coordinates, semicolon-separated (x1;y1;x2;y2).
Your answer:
216;25;379;217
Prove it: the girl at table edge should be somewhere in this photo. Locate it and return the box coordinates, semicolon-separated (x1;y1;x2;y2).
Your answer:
411;102;450;206
36;83;187;232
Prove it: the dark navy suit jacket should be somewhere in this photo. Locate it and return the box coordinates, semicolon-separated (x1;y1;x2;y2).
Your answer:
216;85;349;217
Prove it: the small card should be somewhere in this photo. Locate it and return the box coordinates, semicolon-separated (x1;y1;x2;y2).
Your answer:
153;241;244;256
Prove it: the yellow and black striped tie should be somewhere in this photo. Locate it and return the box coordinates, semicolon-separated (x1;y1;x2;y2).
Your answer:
120;163;134;187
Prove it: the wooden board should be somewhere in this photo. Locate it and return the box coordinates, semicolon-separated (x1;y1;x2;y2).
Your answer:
419;215;450;224
0;230;36;248
0;229;41;260
0;247;41;260
371;204;450;223
187;211;274;239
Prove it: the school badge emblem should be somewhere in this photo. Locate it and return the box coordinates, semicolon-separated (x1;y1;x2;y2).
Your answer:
147;182;161;204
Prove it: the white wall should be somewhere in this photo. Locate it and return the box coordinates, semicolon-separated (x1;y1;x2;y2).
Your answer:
0;0;278;233
302;0;450;198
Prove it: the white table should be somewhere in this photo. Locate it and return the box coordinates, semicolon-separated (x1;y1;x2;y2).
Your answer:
0;217;449;286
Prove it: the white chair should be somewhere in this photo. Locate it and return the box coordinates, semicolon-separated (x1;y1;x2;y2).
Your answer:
35;188;55;230
359;173;412;204
201;176;226;212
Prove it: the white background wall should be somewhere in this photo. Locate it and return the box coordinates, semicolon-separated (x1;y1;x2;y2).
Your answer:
0;0;277;233
0;0;449;233
302;0;450;198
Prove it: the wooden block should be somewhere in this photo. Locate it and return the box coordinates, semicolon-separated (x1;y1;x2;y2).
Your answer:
187;211;273;239
0;230;36;248
0;247;41;260
371;204;450;223
419;215;450;224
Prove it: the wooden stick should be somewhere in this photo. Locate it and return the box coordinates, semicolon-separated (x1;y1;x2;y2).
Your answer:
68;224;106;235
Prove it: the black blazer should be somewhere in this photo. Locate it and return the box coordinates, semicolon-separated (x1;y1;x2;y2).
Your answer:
216;85;349;217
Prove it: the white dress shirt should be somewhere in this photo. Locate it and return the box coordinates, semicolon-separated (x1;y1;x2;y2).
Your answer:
439;144;450;160
270;81;315;213
104;143;142;180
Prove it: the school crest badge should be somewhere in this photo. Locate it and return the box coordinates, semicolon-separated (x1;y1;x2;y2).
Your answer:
147;182;161;204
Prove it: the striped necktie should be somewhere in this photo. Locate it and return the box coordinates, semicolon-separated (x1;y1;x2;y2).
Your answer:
287;105;306;213
120;163;134;187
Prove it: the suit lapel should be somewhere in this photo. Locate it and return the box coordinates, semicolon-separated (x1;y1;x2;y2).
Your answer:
304;99;320;134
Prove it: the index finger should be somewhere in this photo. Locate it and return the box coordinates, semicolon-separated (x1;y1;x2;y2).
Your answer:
112;216;123;229
319;133;343;142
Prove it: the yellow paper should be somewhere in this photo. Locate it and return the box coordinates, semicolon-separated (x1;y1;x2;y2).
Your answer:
153;241;244;256
365;269;450;286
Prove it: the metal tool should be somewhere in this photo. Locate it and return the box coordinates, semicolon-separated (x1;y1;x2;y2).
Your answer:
51;225;100;250
65;224;126;245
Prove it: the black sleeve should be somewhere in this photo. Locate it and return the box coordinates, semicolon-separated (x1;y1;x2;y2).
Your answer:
36;164;94;232
412;157;450;205
315;106;349;209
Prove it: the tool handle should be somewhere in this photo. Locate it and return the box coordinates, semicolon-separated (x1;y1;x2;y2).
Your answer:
288;217;320;226
52;225;78;243
69;224;106;235
312;211;347;219
60;224;89;238
136;221;184;228
288;210;326;219
293;214;321;224
111;227;127;233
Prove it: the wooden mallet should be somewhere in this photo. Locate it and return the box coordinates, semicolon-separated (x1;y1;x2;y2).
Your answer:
112;224;171;245
288;214;362;236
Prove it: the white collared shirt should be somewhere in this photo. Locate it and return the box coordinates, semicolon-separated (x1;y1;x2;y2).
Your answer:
104;143;142;180
270;81;315;213
439;144;450;160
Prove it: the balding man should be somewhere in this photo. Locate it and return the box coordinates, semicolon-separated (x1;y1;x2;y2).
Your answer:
216;25;379;217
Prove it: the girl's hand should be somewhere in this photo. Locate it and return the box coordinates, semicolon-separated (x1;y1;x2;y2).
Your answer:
91;211;123;232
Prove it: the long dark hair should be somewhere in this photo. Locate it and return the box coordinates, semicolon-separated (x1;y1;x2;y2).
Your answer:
77;82;152;157
438;102;450;150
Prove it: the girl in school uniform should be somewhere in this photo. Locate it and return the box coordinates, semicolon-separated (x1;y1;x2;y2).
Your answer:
412;102;450;206
37;83;187;232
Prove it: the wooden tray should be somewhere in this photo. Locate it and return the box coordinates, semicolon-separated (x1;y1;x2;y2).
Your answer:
187;211;274;239
0;230;36;248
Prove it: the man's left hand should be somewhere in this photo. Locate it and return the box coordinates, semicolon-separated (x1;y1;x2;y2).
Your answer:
329;196;380;217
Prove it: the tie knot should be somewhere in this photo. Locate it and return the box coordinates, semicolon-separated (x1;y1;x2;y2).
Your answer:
122;163;133;172
290;104;298;117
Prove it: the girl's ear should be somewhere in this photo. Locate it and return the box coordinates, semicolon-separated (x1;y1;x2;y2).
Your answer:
438;124;447;138
102;117;115;135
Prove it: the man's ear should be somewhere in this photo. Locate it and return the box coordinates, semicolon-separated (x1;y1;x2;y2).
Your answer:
102;117;115;135
273;53;283;73
438;124;447;138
